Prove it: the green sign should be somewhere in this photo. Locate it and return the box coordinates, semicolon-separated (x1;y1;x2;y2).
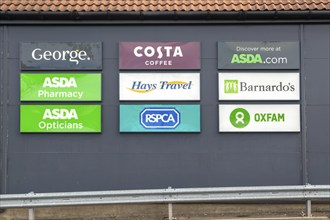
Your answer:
20;73;101;101
120;104;200;132
224;80;239;94
20;105;101;133
229;108;250;128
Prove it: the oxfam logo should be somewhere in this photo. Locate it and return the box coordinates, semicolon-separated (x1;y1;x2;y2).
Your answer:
230;108;250;128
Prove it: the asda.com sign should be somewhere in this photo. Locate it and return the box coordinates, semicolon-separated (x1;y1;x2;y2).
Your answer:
219;104;300;132
218;42;300;69
219;72;300;100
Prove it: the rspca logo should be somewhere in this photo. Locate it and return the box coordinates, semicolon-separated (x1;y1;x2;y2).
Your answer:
140;108;180;129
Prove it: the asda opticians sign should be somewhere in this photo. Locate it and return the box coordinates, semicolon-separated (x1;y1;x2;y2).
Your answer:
120;104;200;132
218;42;299;69
21;73;101;101
219;104;300;132
219;72;300;100
120;73;200;101
20;42;102;70
20;105;101;133
119;42;200;69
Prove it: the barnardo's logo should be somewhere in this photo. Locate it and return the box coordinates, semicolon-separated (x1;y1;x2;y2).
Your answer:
128;81;192;93
140;108;180;129
224;80;238;94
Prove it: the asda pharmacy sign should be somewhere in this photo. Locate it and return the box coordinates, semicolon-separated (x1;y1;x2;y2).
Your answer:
219;104;300;132
120;73;200;101
219;72;300;100
120;104;200;132
218;42;299;69
20;42;102;70
20;105;101;133
20;73;101;101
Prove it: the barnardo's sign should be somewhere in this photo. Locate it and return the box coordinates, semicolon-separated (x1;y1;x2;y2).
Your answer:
20;105;101;133
120;104;200;132
21;73;102;101
119;42;200;69
120;73;200;101
219;104;300;132
219;72;300;100
218;42;300;69
20;42;102;70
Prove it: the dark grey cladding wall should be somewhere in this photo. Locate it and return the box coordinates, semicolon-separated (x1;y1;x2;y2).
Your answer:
0;24;329;193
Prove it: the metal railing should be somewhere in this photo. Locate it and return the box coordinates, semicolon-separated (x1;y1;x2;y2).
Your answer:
0;185;329;220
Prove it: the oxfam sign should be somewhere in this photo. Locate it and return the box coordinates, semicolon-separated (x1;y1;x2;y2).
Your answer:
20;42;102;70
219;104;300;132
218;42;300;69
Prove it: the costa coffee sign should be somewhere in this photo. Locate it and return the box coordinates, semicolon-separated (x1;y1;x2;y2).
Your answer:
119;42;200;69
20;42;102;70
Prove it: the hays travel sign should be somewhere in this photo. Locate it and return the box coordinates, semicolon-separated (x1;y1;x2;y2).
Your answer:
218;42;300;69
120;73;200;101
20;42;102;70
120;104;200;132
219;72;300;100
119;42;200;69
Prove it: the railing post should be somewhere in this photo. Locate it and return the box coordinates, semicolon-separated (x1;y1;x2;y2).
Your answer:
28;208;35;220
168;203;173;220
306;200;312;217
167;186;173;220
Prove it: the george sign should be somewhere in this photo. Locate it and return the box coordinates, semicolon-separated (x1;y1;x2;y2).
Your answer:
20;42;102;70
218;42;300;69
120;104;200;132
119;42;200;69
120;73;200;101
219;104;300;132
219;72;300;100
20;105;101;133
20;73;102;101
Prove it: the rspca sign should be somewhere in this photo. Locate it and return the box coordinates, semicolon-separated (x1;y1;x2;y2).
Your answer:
140;108;180;129
120;104;200;132
218;42;300;69
219;104;300;132
120;73;200;101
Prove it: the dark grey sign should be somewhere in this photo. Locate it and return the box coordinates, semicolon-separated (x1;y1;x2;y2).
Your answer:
20;42;102;70
218;42;300;69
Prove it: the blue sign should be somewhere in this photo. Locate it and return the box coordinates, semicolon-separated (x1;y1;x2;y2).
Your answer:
120;104;200;132
140;108;180;129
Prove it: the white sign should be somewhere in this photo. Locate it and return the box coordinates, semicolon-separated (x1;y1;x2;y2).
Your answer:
120;73;200;101
219;72;300;100
219;104;300;132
